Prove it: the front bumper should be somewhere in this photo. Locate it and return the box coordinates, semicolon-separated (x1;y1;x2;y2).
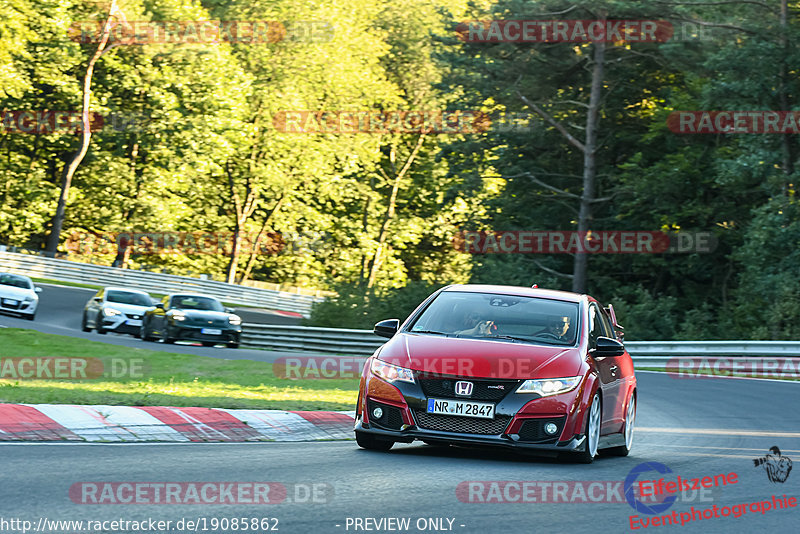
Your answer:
356;369;591;454
0;298;37;316
354;416;586;454
167;324;241;343
101;313;144;334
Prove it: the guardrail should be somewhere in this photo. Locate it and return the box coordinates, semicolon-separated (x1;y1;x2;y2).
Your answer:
241;324;800;363
0;251;323;317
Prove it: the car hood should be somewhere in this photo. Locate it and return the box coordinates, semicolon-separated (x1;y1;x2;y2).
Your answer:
103;302;152;314
0;286;36;299
377;332;583;379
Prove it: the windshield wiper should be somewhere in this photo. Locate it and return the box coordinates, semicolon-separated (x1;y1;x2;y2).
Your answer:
410;330;450;336
485;334;532;343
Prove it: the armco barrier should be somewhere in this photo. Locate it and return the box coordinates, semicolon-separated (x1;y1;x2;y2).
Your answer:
240;324;800;370
0;251;323;316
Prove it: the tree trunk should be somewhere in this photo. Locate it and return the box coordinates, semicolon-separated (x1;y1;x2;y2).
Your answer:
366;135;425;289
571;39;605;294
45;1;120;254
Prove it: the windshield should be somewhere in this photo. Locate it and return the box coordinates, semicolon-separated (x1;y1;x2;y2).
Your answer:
407;291;580;346
170;295;225;312
105;290;152;307
0;274;32;289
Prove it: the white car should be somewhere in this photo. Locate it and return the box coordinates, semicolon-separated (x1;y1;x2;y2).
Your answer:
82;287;156;336
0;272;41;320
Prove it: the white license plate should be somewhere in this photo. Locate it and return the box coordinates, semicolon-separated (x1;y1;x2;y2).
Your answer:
201;328;222;335
126;319;142;326
426;398;495;419
3;299;18;305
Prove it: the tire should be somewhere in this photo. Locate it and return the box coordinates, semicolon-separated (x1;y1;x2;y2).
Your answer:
572;392;601;464
227;342;239;349
140;322;155;342
81;313;90;332
95;313;106;334
24;311;35;321
201;341;216;347
607;393;636;457
161;328;175;344
355;431;394;451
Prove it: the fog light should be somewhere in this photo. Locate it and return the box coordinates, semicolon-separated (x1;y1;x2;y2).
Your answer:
544;422;558;435
372;406;384;419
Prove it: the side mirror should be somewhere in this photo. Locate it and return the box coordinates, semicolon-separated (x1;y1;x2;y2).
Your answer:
225;307;235;314
92;296;102;302
592;336;625;357
155;303;165;310
374;319;400;339
34;287;42;293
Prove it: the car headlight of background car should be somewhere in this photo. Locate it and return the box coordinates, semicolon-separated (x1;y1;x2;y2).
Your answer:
371;359;415;384
229;315;242;326
102;307;122;317
516;376;582;397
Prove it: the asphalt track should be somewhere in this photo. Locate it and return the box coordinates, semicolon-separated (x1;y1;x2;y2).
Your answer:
1;284;799;533
0;283;306;363
1;373;798;533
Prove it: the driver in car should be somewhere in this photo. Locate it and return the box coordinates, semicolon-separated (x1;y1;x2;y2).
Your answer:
455;310;498;336
539;315;572;341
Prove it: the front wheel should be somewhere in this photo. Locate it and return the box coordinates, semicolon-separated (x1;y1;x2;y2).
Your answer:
95;313;106;334
81;313;90;332
140;321;155;342
572;392;601;464
227;342;239;349
161;328;175;344
355;431;394;451
607;393;635;457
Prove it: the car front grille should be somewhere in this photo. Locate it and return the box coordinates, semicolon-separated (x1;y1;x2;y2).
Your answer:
185;318;228;327
413;410;511;435
417;374;520;401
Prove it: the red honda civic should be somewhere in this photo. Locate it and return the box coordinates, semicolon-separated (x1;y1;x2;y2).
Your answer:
354;284;637;463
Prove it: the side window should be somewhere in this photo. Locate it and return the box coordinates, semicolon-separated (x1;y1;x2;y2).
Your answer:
599;309;616;339
588;305;603;347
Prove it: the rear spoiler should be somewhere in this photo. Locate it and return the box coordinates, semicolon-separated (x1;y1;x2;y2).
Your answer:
604;304;624;341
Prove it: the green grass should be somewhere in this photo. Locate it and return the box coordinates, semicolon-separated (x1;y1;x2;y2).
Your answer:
31;277;103;291
0;329;359;410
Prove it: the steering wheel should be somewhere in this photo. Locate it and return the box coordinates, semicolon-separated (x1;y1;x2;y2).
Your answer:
536;332;562;340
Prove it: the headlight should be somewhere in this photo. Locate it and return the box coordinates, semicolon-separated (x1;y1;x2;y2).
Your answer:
370;359;415;384
171;311;186;321
516;376;582;397
23;296;35;302
103;307;122;317
229;315;242;326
